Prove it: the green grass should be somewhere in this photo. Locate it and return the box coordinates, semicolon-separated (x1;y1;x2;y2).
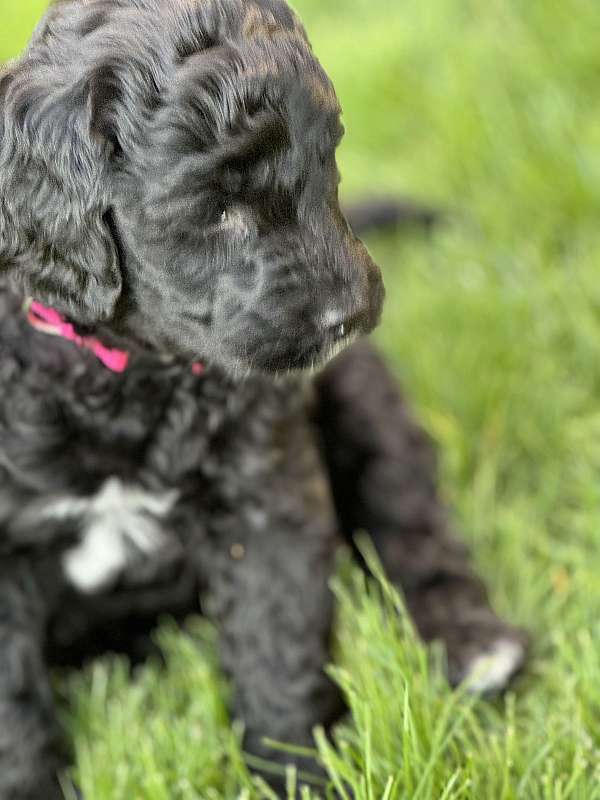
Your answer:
5;0;600;796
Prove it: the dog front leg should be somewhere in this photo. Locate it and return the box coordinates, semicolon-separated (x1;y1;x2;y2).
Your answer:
315;340;527;692
0;561;61;800
205;420;343;789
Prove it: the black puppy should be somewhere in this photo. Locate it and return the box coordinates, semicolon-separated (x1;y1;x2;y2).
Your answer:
0;0;525;796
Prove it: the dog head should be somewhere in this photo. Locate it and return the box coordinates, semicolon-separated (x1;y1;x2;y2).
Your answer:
0;0;384;374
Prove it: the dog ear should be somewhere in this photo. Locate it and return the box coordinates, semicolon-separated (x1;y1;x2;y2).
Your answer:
0;49;121;324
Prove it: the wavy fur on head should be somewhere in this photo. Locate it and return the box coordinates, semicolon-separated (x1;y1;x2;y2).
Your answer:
0;0;383;372
0;2;525;797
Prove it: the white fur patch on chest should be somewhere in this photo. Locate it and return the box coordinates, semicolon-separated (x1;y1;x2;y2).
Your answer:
47;478;179;594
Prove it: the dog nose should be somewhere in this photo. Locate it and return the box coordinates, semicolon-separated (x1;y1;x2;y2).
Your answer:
324;308;369;342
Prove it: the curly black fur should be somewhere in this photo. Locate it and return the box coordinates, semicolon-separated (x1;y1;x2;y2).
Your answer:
0;1;525;796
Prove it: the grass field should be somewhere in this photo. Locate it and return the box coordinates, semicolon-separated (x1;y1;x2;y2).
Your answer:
3;0;600;797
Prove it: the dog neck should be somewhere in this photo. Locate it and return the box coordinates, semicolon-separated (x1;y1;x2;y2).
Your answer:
24;299;204;376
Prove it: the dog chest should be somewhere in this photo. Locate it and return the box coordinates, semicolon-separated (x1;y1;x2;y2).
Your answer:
43;478;181;593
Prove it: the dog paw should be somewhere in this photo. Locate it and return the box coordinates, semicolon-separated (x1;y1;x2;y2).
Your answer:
431;614;528;695
459;636;526;695
408;585;528;694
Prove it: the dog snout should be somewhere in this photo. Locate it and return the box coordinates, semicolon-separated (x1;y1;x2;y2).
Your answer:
325;207;385;322
340;238;385;336
367;259;386;327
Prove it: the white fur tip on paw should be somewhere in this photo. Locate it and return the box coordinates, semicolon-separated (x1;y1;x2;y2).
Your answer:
462;638;525;694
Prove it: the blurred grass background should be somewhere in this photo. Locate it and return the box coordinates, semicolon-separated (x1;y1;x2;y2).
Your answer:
3;0;600;797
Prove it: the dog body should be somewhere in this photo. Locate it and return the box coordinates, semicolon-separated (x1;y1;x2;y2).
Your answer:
1;284;344;795
0;1;524;796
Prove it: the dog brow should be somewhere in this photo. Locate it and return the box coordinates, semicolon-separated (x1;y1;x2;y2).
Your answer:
242;5;281;39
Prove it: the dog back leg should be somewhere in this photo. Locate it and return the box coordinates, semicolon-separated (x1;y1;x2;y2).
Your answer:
315;340;527;692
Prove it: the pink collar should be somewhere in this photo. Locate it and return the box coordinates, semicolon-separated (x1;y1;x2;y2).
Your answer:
25;300;205;376
26;300;130;372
